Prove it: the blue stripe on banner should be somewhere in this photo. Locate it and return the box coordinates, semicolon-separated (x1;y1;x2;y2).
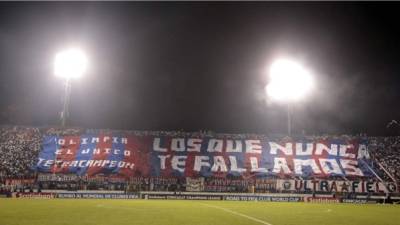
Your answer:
36;136;58;173
262;138;274;177
150;153;161;177
150;136;163;177
72;134;97;175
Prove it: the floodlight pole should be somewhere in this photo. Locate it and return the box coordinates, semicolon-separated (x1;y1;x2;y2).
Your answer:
61;78;71;127
287;103;292;136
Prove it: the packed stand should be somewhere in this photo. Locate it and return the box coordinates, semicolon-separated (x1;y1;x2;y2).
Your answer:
0;126;41;178
0;125;400;193
369;136;400;183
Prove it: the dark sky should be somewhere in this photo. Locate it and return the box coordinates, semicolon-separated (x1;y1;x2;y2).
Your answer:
0;2;400;136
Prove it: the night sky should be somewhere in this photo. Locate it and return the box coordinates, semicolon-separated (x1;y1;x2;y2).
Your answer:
0;2;400;136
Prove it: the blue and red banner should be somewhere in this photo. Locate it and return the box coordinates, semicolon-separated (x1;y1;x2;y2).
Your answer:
36;134;372;178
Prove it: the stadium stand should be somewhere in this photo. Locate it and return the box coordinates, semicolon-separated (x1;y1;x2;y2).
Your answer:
0;126;399;197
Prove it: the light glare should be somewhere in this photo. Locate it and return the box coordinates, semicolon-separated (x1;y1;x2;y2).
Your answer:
266;59;314;102
54;48;88;79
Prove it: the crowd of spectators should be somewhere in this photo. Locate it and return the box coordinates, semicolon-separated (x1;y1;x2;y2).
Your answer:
368;136;400;182
33;174;181;192
204;177;254;192
0;126;41;177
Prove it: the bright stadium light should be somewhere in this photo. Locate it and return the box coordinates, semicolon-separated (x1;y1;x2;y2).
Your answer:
266;59;314;102
54;48;88;79
54;47;88;127
265;58;315;136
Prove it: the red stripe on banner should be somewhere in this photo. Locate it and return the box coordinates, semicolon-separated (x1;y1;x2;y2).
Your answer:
286;140;295;178
184;152;196;178
119;135;150;178
315;139;328;178
244;147;259;179
86;134;113;176
184;137;198;178
213;139;228;178
139;136;152;177
318;139;330;159
119;135;136;178
276;140;294;179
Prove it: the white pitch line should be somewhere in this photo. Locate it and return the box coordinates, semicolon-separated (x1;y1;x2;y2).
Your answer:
200;203;273;225
96;204;139;211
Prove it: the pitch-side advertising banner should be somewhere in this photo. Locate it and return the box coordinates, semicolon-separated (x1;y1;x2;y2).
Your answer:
36;134;372;178
276;179;397;193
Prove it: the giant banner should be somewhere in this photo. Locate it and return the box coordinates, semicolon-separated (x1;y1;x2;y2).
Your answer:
36;134;372;178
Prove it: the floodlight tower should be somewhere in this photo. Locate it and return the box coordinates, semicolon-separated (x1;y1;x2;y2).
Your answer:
54;48;88;127
265;59;314;136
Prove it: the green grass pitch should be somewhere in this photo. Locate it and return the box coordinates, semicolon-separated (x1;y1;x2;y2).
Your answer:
0;199;399;225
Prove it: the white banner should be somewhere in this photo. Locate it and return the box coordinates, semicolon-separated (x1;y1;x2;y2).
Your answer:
186;177;204;192
276;179;397;193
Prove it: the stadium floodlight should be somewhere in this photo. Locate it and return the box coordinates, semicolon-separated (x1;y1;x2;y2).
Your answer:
266;59;313;102
54;48;88;127
54;48;88;79
265;58;314;136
